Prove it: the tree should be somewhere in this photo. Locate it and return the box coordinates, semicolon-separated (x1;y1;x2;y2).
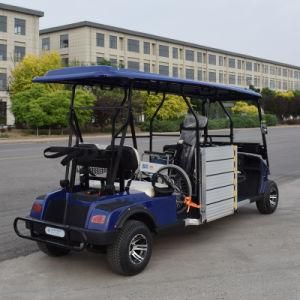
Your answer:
12;86;95;134
9;52;62;96
231;101;258;115
143;93;188;120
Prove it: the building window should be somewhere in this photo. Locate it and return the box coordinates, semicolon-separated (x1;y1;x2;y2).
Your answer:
110;58;118;67
173;66;178;77
14;18;26;35
270;79;275;89
42;38;50;51
238;74;243;86
0;73;7;90
109;35;117;49
229;73;236;85
0;16;7;32
197;69;202;81
277;68;282;76
60;34;69;48
159;45;169;58
208;54;216;65
173;47;178;59
219;71;224;83
127;39;139;52
276;80;281;89
282;68;287;77
14;46;25;62
254;63;260;73
263;64;269;74
209;70;216;82
186;68;194;80
61;57;69;66
270;66;276;75
237;60;242;69
96;33;105;47
0;100;6;125
246;61;252;71
228;58;236;68
144;63;150;72
144;42;150;54
185;50;194;61
127;61;139;70
219;56;224;66
0;44;7;61
159;64;169;76
282;80;287;90
197;52;202;63
246;75;252;86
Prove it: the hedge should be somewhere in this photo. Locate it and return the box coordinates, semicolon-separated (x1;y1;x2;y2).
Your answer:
139;114;278;132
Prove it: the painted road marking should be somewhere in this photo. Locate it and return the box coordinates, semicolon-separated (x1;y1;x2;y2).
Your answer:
0;155;41;161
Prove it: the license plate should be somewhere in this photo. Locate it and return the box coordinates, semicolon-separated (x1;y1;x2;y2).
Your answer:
45;226;65;238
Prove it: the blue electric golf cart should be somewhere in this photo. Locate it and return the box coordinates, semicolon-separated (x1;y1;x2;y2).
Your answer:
14;66;279;275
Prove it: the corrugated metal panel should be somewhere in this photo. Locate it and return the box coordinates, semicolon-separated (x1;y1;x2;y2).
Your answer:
206;172;233;190
206;185;234;205
206;159;234;176
206;198;234;222
203;145;236;223
205;145;234;161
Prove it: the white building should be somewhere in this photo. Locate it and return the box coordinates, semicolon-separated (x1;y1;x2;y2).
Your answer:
0;3;43;125
40;21;300;93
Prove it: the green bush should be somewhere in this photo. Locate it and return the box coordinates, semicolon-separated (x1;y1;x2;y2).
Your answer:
232;115;260;128
208;118;229;129
140;117;184;132
264;114;278;126
139;114;278;132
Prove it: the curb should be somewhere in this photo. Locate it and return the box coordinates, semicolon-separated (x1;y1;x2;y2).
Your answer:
0;125;299;144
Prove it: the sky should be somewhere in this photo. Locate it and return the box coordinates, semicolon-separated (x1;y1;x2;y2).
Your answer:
3;0;300;66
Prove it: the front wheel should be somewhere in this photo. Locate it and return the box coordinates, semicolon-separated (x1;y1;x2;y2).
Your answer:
107;220;152;276
256;180;279;214
37;242;71;257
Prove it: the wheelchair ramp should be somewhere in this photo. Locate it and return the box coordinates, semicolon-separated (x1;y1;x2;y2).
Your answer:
201;145;237;222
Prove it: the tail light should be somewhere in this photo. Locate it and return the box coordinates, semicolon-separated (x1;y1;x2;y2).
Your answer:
32;202;43;214
91;215;106;224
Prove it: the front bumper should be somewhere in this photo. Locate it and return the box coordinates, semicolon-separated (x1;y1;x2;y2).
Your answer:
14;217;116;251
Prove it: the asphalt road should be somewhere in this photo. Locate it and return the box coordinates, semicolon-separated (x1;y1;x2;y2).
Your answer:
0;127;299;262
0;127;299;300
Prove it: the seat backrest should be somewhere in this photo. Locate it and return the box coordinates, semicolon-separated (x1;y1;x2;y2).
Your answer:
175;113;207;175
105;145;139;180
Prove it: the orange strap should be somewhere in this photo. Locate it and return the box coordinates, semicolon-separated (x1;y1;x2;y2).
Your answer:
184;196;201;212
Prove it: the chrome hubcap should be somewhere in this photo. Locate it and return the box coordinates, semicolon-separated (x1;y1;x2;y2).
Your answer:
129;234;148;265
269;188;278;207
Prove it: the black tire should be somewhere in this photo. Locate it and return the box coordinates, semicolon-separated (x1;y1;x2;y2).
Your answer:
37;242;71;257
107;220;152;276
256;180;279;214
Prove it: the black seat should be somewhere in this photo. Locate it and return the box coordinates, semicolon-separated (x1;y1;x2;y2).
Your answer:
106;145;139;180
44;143;139;192
174;113;207;176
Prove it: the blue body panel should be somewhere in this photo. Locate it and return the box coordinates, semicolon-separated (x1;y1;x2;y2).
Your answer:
30;188;178;233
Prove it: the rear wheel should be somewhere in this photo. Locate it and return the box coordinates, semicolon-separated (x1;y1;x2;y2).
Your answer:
256;180;279;214
37;242;70;257
107;220;152;276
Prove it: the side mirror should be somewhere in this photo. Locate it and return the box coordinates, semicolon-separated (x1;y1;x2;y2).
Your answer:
261;121;268;135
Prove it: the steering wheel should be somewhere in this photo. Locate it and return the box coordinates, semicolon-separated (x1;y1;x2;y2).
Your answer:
152;164;192;214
